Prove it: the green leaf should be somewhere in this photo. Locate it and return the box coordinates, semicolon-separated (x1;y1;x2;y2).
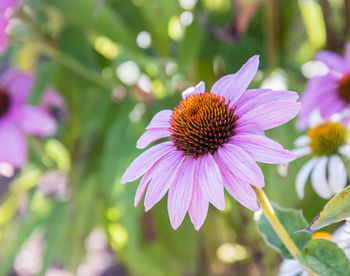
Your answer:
29;61;56;105
303;186;350;233
39;202;68;276
302;239;350;276
255;203;311;258
46;0;139;53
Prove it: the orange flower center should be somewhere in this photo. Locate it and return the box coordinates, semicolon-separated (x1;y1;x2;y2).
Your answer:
170;93;238;158
307;121;348;156
338;74;350;102
0;88;10;118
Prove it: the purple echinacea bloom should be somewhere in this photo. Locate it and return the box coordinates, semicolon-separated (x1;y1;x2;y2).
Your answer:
0;68;56;167
297;43;350;130
122;55;300;230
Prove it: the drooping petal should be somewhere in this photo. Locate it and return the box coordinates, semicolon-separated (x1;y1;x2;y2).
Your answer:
328;155;347;194
188;163;209;231
196;153;225;210
308;109;324;128
311;157;333;199
294;135;310;147
295;158;319;199
167;157;195;229
292;147;312;158
339;145;350;161
182;81;205;99
315;50;349;72
211;55;259;104
11;105;56;136
144;150;185;211
214;154;258;211
0;119;27;167
136;128;170;149
233;89;271;107
296;74;339;130
145;110;172;130
234;121;264;135
345;42;350;65
134;170;152;207
3;70;34;104
278;259;304;276
217;144;264;188
230;133;297;164
235;90;299;117
121;141;173;184
239;101;301;130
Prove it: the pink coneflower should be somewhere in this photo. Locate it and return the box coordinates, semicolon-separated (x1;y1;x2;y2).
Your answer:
0;68;56;167
122;56;300;230
297;43;350;130
0;0;16;54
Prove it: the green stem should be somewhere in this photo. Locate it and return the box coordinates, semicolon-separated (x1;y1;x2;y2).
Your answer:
253;187;318;276
16;9;113;91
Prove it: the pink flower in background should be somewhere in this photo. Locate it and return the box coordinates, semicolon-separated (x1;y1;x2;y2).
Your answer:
0;0;16;54
297;43;350;130
0;69;56;167
122;55;300;230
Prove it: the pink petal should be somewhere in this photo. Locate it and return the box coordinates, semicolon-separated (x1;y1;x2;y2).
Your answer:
234;122;264;135
188;168;209;230
235;90;299;117
216;144;264;188
230;133;297;164
2;70;34;104
145;110;172;130
234;89;271;107
121;141;173;184
296;74;338;130
239;101;301;130
11;105;56;136
214;155;258;211
345;42;350;65
144;150;185;211
136;128;170;149
182;81;205;99
211;55;259;104
315;50;349;72
134;170;152;207
0;118;27;167
167;157;195;229
196;153;225;210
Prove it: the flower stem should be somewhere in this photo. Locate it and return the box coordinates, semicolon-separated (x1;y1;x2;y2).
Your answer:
253;187;318;276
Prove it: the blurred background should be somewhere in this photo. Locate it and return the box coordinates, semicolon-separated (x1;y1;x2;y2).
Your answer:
0;0;349;275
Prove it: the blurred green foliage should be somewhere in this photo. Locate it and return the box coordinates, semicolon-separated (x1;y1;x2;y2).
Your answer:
1;0;350;275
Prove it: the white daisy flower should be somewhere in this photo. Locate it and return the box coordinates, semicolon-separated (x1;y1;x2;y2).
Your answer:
292;110;350;199
278;219;350;276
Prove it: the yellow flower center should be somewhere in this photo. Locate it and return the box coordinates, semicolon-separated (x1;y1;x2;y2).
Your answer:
307;122;348;156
